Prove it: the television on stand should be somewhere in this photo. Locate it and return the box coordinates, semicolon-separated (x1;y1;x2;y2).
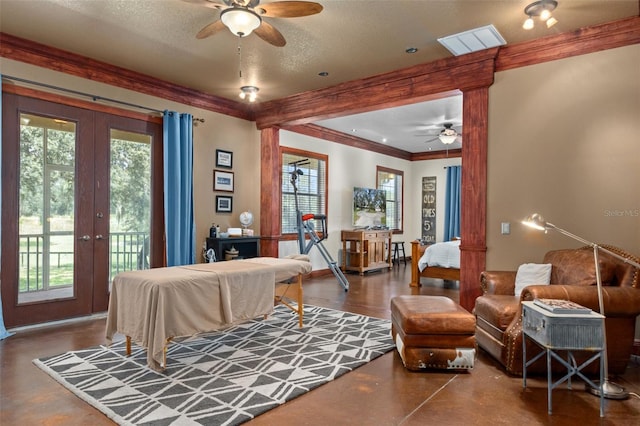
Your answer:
352;187;387;229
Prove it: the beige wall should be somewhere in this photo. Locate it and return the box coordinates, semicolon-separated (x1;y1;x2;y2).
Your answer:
486;44;640;270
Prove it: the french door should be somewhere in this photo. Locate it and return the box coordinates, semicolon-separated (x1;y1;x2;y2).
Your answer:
1;92;163;327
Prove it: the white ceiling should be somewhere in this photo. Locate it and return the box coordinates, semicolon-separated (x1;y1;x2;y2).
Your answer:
1;0;637;153
315;94;463;153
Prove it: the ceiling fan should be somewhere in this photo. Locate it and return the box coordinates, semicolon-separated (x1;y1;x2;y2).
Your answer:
423;123;462;145
182;0;323;47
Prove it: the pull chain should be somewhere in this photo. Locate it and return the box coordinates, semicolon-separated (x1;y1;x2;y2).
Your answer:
237;37;243;79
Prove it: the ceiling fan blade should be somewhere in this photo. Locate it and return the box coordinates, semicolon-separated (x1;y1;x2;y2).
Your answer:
257;1;323;18
254;21;286;47
181;0;226;10
196;20;227;39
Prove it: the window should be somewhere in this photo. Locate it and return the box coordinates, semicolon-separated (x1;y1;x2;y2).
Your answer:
281;148;328;235
377;166;404;232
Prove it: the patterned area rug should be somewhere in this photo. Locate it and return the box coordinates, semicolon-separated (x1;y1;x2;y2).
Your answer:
34;305;394;425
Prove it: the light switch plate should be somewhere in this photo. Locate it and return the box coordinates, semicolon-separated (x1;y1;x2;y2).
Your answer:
501;222;511;235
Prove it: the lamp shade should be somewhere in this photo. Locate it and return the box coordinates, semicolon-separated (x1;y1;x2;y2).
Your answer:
221;8;261;37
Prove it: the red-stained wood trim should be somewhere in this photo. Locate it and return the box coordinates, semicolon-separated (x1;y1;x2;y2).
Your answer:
283;124;413;161
2;84;163;124
458;87;489;312
254;49;497;129
260;128;281;257
410;149;462;161
0;32;253;121
283;124;462;161
496;16;640;72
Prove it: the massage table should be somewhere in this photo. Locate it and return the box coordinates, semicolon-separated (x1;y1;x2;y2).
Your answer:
105;256;312;371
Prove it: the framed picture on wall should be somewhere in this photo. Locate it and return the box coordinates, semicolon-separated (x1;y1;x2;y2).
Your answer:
213;170;234;192
216;195;232;213
216;149;233;168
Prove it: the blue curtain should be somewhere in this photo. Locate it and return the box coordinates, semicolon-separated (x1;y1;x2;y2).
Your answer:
163;111;195;266
0;74;13;339
444;165;462;241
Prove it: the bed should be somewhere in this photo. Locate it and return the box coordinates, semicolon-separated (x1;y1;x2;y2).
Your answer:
410;239;461;287
105;256;312;370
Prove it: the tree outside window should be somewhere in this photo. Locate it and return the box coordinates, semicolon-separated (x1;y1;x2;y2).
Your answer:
377;166;403;232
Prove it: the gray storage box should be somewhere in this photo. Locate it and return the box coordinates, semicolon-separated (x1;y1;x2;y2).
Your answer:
522;301;604;350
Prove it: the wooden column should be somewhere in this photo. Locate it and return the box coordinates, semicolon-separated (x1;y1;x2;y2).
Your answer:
459;87;488;312
259;127;281;257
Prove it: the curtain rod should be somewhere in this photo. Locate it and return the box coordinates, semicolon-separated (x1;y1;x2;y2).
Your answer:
2;75;204;124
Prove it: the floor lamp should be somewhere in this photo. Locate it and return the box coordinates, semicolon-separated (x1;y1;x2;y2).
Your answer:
522;213;640;400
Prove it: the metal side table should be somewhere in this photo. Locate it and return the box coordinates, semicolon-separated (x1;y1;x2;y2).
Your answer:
522;301;605;417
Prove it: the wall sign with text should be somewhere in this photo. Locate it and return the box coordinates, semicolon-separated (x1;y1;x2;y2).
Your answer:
421;176;436;243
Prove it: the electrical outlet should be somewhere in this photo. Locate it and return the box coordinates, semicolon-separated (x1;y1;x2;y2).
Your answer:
501;222;511;235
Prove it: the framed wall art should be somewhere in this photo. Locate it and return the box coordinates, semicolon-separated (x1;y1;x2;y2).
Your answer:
213;170;234;192
216;149;233;168
216;195;233;213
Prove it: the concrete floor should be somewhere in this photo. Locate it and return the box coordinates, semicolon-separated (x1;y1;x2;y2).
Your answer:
1;264;639;425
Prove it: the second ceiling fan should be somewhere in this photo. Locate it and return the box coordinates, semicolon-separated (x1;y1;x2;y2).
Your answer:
183;0;323;47
424;123;462;145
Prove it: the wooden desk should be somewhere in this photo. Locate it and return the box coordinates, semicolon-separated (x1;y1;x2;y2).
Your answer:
341;229;392;275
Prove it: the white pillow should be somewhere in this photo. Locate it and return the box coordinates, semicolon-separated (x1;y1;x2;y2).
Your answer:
514;263;552;297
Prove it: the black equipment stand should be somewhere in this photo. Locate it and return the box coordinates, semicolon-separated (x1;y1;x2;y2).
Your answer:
289;162;349;291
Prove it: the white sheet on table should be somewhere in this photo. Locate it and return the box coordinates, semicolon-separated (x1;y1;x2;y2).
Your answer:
418;240;461;271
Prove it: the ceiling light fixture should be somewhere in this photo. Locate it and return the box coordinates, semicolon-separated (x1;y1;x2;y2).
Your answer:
221;7;262;37
239;85;259;102
438;124;458;144
522;0;559;30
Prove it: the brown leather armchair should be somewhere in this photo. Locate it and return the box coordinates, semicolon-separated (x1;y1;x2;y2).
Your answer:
474;245;640;375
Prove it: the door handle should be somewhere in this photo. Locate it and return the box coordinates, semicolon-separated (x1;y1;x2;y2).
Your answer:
95;234;104;240
78;235;91;241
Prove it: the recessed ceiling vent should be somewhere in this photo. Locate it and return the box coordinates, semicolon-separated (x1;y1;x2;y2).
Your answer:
437;24;506;56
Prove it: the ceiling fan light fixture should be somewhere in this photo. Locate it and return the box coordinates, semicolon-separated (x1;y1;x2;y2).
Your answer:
239;85;259;102
221;7;261;37
439;133;458;144
438;125;458;144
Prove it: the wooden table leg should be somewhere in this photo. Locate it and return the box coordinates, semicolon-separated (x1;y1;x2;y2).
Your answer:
126;336;131;356
296;273;303;328
274;273;304;328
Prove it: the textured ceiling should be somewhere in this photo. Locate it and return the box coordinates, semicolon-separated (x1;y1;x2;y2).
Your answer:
1;0;637;152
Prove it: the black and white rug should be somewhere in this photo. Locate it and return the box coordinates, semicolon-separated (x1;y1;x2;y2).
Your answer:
34;305;394;425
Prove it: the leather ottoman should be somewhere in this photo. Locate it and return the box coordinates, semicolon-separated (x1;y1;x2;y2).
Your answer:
390;295;476;371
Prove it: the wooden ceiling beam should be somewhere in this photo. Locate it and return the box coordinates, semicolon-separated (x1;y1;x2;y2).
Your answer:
496;16;640;71
0;32;254;121
255;49;498;129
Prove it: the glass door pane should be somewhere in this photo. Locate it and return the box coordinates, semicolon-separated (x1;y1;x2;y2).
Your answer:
109;129;152;285
18;114;76;304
